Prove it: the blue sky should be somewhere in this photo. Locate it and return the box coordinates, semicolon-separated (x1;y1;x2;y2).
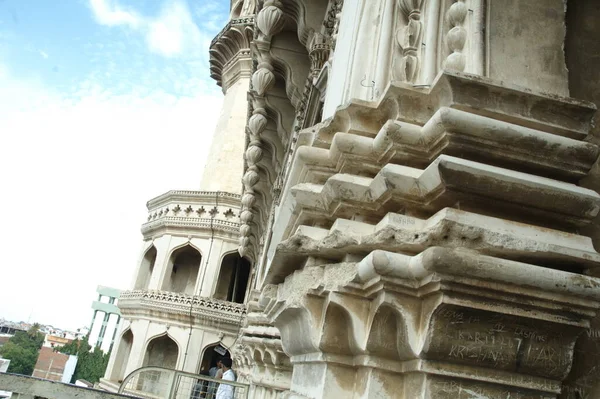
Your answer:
0;0;230;330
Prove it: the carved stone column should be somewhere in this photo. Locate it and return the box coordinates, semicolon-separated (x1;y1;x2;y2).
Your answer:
393;0;425;82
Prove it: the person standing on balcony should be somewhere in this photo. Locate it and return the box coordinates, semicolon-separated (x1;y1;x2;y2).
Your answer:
215;358;236;399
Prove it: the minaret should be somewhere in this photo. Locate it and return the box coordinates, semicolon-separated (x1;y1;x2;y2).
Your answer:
99;1;255;392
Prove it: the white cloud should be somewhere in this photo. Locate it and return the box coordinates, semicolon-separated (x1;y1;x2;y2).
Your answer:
39;50;49;59
89;0;206;58
0;64;224;330
89;0;141;28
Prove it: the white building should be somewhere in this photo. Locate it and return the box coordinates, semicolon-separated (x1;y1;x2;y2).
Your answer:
99;4;252;391
88;286;121;353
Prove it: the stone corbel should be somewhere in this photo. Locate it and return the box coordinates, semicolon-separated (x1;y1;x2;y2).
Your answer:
393;0;426;82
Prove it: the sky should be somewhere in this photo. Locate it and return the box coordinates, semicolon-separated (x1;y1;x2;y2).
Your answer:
0;0;230;331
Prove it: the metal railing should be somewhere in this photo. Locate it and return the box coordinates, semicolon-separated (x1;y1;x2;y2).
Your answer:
118;367;249;399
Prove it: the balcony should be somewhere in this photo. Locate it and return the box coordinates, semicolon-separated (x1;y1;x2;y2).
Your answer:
118;290;246;331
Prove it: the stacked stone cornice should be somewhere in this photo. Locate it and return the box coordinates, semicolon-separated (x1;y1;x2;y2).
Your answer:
251;64;600;397
209;17;255;90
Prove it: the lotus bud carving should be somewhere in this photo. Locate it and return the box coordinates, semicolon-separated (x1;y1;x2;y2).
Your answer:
248;112;268;136
252;63;276;96
245;146;263;165
256;1;285;37
243;170;260;188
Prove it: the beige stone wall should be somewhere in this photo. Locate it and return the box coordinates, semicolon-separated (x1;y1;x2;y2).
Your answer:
199;77;250;194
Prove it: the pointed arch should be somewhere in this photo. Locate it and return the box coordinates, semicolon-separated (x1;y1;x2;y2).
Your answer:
139;334;179;395
135;246;157;290
197;342;231;374
161;244;202;294
143;333;179;369
110;329;133;382
213;252;251;304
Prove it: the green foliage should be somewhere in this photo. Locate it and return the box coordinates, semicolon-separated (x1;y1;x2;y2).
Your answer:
0;325;44;375
58;337;110;384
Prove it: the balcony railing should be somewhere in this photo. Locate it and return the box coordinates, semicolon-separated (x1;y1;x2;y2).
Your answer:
119;290;246;330
118;366;249;399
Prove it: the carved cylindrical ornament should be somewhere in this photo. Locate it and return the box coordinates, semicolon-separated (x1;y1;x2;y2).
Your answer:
447;1;467;25
248;112;268;136
256;1;285;37
252;63;276;96
243;170;260;189
443;0;467;72
397;0;424;16
245;146;263;165
241;210;254;223
242;193;257;208
240;223;252;236
393;0;425;82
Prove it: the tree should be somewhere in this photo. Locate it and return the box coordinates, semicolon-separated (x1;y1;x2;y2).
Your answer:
0;325;44;375
58;336;110;384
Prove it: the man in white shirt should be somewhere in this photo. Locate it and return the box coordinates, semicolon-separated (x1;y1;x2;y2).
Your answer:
216;358;236;399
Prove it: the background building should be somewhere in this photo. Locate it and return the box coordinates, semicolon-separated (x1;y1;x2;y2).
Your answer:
88;286;121;353
98;2;253;392
32;347;77;383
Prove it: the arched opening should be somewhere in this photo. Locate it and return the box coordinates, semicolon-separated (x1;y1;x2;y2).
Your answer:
110;329;133;383
214;253;251;303
161;245;202;294
197;343;231;374
139;335;179;396
134;246;156;290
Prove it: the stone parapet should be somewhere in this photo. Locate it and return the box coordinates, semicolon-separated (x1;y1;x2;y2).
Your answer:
119;290;246;331
142;190;241;240
0;373;131;399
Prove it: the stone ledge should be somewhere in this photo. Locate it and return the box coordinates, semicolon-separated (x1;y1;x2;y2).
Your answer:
0;373;134;399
